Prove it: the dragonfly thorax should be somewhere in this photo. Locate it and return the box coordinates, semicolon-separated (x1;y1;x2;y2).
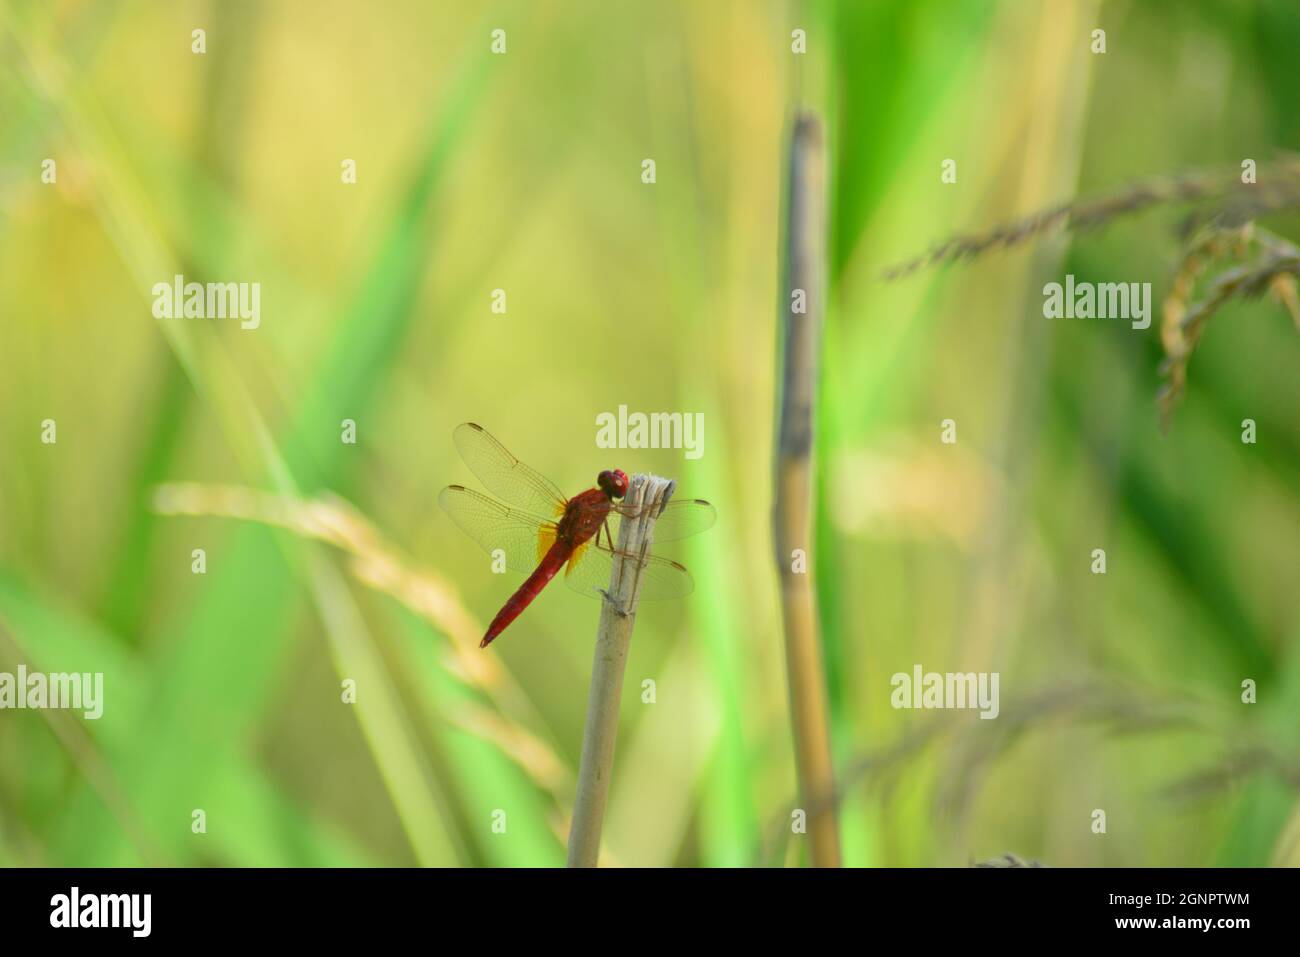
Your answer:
558;489;614;547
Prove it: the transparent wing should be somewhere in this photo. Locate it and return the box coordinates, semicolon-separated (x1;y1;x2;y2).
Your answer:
452;422;569;520
561;541;696;602
610;497;716;544
438;485;556;575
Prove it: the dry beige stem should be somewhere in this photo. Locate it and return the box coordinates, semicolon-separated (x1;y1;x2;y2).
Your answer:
566;473;675;868
774;111;841;867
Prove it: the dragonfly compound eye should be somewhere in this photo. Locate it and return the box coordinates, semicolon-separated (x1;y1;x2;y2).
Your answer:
598;469;629;499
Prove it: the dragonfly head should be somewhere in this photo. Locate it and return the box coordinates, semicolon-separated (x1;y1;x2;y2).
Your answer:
597;469;629;500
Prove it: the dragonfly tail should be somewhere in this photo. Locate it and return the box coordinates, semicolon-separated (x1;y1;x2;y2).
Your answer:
479;541;570;649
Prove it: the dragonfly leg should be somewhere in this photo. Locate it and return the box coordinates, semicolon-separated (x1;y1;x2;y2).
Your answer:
593;520;618;605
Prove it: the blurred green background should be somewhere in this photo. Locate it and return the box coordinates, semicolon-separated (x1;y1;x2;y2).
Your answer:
1;0;1299;867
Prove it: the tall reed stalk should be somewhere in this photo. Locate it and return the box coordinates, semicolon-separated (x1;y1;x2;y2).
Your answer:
774;111;840;867
566;474;677;867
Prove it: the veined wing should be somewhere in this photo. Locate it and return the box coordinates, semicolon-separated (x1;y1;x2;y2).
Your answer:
452;422;568;520
438;485;558;576
610;497;716;544
561;540;695;602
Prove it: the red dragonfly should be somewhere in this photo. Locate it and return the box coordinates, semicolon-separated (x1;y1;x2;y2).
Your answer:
438;423;716;648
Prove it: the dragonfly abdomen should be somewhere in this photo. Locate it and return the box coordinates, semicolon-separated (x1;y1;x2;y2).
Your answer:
480;539;572;648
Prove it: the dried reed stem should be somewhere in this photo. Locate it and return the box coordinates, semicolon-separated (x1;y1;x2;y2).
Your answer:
774;111;841;867
566;473;676;867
